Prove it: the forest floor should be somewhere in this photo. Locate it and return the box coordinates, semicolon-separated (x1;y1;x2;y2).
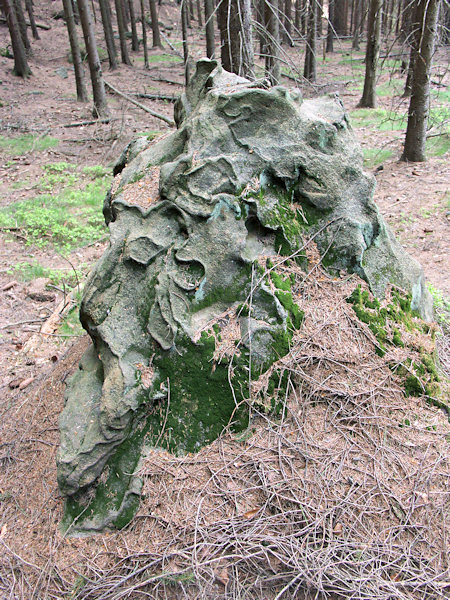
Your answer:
0;2;449;599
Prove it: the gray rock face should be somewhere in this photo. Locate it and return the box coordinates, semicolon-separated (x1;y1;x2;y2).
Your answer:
57;60;432;533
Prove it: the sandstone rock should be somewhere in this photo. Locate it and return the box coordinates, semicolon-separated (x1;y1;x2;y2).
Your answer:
57;60;432;534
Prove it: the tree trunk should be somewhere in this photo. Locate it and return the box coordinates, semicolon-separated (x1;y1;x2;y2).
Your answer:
358;0;382;108
294;0;300;32
77;0;110;117
204;0;215;58
128;0;139;51
333;0;347;36
115;0;132;64
304;0;316;81
217;0;254;79
196;0;202;26
24;0;39;39
2;0;31;77
181;0;190;84
264;0;281;85
327;0;334;52
62;0;88;100
401;0;440;161
140;0;149;68
352;0;360;50
99;0;118;69
12;0;31;54
284;0;293;45
149;0;163;48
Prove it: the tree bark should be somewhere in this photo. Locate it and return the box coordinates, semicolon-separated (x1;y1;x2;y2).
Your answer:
62;0;88;100
24;0;39;39
333;0;347;36
181;0;190;84
304;0;316;81
115;0;132;64
204;0;215;58
2;0;31;77
358;0;382;108
196;0;203;26
401;0;440;161
217;0;254;79
12;0;31;54
77;0;110;117
284;0;293;45
352;0;360;50
128;0;139;51
140;0;149;68
99;0;118;69
327;0;334;52
149;0;163;48
264;0;281;85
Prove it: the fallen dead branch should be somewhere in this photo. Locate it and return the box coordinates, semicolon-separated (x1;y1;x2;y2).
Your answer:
104;80;175;126
63;118;116;128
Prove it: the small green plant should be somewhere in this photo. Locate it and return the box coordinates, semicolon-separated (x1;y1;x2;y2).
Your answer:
8;261;85;287
59;289;85;337
0;176;111;252
363;148;394;168
427;284;450;331
82;165;110;178
0;134;59;157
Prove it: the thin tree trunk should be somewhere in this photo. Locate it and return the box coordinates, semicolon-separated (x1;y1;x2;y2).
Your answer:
204;0;215;58
2;0;31;77
264;0;281;85
24;0;39;39
333;0;347;36
128;0;139;51
304;0;316;81
327;0;334;52
71;0;79;23
358;0;382;108
62;0;88;100
149;0;163;48
181;0;190;84
401;0;440;161
217;0;254;78
12;0;31;54
140;0;149;68
99;0;118;69
284;0;293;46
196;0;202;26
77;0;110;117
352;0;360;50
115;0;132;64
294;0;300;32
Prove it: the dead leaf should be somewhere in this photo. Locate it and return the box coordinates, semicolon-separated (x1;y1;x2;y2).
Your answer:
333;522;343;535
0;523;7;538
243;508;259;519
215;567;229;586
19;376;35;390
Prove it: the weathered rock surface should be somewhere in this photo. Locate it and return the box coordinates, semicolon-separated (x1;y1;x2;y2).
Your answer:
57;60;432;533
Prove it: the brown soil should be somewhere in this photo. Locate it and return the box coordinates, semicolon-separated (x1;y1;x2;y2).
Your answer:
0;3;448;599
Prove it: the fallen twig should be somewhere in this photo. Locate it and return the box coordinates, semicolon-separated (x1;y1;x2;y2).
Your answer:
104;80;175;126
63;118;115;128
132;92;178;103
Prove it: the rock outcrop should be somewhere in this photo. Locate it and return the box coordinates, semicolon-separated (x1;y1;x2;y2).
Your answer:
57;60;432;533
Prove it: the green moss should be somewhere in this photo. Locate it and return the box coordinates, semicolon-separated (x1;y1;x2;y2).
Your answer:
348;284;441;401
275;290;304;330
148;334;249;454
271;271;291;291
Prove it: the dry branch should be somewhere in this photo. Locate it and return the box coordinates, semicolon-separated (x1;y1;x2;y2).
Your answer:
104;80;175;126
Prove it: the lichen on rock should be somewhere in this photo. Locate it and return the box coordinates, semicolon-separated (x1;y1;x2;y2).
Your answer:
57;59;432;534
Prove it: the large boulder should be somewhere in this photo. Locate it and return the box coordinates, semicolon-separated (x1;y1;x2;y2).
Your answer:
57;60;432;533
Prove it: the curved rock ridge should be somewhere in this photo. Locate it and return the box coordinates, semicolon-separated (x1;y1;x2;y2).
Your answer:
57;59;432;533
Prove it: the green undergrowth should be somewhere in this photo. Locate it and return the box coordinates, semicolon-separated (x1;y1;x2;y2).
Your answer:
363;148;394;168
347;284;446;415
0;134;59;157
8;260;85;287
351;106;449;134
427;283;450;331
0;164;111;252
